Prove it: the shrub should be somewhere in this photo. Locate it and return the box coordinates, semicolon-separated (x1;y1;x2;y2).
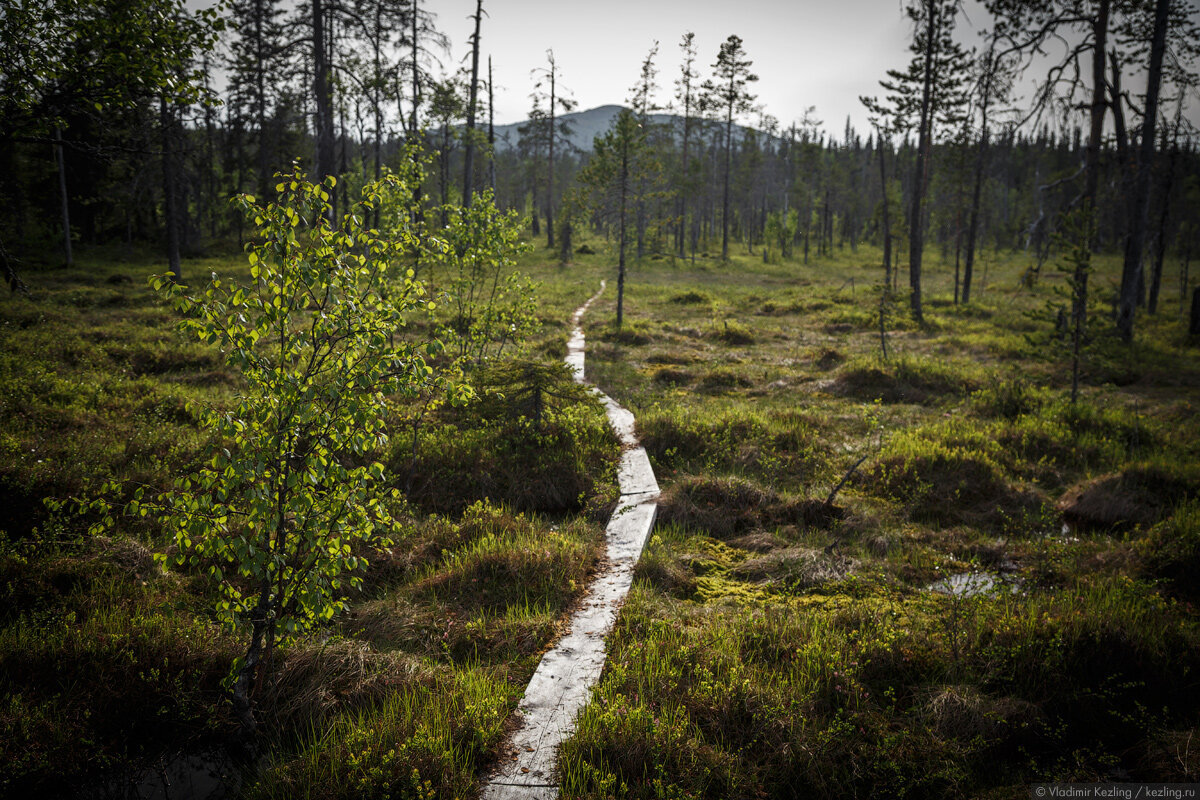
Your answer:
402;395;618;515
81;168;448;732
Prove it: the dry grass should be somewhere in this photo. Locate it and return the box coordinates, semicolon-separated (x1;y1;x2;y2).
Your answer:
1059;462;1199;531
655;475;841;539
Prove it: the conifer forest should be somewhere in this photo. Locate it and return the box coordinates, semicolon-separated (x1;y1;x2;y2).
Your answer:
3;0;1200;798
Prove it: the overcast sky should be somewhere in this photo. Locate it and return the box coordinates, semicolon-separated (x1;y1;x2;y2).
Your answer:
435;0;1199;135
438;0;918;132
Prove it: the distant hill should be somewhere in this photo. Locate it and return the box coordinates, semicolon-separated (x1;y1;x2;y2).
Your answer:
489;104;758;153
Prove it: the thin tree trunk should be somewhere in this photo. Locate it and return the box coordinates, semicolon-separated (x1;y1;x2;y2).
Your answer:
487;57;496;194
1116;0;1169;342
908;0;938;325
255;0;269;200
878;133;892;287
721;109;732;260
313;0;334;184
462;0;483;208
617;138;628;328
963;42;994;304
677;105;690;258
54;126;73;267
160;100;182;282
1148;119;1179;314
547;60;556;249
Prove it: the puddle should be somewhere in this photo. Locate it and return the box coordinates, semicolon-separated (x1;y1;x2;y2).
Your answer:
95;748;241;800
927;571;1020;598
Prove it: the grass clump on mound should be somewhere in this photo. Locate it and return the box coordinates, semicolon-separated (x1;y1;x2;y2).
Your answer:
600;320;655;346
656;475;839;539
831;355;982;404
412;510;596;614
348;502;601;670
1059;461;1200;532
1138;502;1200;602
711;319;755;346
638;406;827;489
670;290;712;305
862;431;1044;531
970;376;1050;419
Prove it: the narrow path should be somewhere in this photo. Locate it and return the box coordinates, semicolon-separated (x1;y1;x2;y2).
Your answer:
482;281;660;800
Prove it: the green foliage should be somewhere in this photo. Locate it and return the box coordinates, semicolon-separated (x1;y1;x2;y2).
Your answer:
76;168;448;723
434;190;537;365
763;208;798;262
0;0;225;135
472;358;595;429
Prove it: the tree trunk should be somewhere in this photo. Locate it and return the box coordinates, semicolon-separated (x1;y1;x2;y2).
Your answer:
963;42;994;305
408;1;419;136
1116;0;1169;342
1071;0;1111;364
1148;125;1178;315
547;58;556;249
908;0;938;325
721;109;733;260
487;56;496;194
54;126;73;267
878;134;892;288
160;100;182;282
462;0;483;208
312;0;335;183
617;138;628;328
255;0;269;201
677;106;690;258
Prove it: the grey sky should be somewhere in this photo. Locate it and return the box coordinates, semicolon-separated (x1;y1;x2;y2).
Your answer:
438;0;916;133
436;0;1200;136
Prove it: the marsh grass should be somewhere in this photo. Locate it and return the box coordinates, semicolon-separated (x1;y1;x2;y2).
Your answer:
537;238;1200;797
5;233;1200;797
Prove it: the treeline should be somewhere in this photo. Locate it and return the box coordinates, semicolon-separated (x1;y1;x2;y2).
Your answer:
2;0;1199;335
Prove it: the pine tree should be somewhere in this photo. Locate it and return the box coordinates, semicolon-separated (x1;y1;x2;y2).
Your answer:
701;35;757;262
875;0;970;323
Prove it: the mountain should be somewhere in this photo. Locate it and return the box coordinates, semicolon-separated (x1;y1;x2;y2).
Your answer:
489;104;757;153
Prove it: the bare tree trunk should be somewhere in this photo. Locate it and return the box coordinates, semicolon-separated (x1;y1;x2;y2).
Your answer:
547;56;556;249
462;0;483;208
160;100;182;282
487;56;496;194
1116;0;1169;342
312;0;335;184
721;109;732;260
617;136;629;328
54;126;73;267
1148;118;1180;315
963;41;995;305
878;133;892;287
908;0;938;325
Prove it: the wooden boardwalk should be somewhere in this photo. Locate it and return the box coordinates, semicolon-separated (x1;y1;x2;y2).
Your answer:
482;282;660;799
